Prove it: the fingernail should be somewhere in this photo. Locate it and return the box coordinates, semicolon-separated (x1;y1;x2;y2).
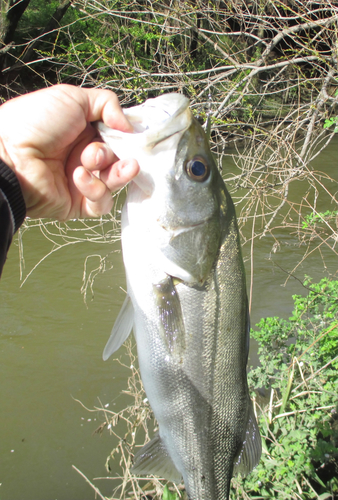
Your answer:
95;148;105;167
83;169;94;185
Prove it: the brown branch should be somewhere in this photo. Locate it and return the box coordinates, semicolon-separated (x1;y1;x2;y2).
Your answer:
0;42;14;55
259;16;338;64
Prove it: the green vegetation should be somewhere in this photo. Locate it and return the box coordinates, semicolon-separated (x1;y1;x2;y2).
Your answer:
324;117;338;134
302;211;338;231
231;278;338;499
162;484;180;500
323;86;338;133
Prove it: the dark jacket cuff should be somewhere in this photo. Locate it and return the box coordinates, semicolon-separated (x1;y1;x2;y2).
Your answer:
0;160;26;233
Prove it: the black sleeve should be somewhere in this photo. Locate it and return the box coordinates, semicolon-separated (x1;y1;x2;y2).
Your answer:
0;161;26;277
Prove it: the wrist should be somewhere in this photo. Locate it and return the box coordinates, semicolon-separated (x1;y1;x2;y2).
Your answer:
0;119;17;165
0;160;26;233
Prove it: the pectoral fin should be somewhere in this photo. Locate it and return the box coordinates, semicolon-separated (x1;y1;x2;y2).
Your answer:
132;433;182;484
102;295;134;361
153;276;186;358
233;401;262;476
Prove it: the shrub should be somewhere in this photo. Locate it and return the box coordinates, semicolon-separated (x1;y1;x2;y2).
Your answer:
231;278;338;499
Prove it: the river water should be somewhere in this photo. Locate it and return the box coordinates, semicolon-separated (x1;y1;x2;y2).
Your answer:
0;137;337;500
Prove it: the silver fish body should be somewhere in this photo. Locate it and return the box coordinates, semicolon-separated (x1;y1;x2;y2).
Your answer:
98;94;261;500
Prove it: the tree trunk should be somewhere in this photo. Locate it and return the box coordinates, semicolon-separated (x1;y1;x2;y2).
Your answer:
0;0;31;73
2;0;31;45
17;0;72;66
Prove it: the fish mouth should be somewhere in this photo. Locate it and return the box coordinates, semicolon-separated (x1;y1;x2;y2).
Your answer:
126;94;192;150
147;129;186;149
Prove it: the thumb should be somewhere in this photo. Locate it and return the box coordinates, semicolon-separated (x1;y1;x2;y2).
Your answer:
82;88;133;132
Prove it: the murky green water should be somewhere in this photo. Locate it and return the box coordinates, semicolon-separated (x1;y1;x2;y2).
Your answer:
0;137;337;500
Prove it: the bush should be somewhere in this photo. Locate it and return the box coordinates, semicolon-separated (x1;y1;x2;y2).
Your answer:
231;278;338;500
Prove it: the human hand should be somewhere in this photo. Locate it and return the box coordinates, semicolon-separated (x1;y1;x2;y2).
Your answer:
0;84;139;220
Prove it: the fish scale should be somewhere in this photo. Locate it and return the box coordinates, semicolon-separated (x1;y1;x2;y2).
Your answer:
175;226;248;499
98;93;262;499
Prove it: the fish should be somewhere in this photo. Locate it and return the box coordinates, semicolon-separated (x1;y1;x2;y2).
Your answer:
97;93;261;500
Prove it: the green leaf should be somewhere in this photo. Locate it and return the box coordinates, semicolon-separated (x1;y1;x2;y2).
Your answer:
162;485;179;500
318;494;332;500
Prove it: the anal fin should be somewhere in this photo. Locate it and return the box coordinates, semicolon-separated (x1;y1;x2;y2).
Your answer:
132;433;182;484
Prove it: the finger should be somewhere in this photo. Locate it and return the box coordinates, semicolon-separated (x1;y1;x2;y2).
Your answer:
82;88;133;132
100;158;140;192
81;142;118;171
73;166;114;216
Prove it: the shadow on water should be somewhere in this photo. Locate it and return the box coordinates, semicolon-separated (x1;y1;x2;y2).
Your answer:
0;137;337;500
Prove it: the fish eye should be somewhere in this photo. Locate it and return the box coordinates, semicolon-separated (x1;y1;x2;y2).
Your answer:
185;156;210;182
